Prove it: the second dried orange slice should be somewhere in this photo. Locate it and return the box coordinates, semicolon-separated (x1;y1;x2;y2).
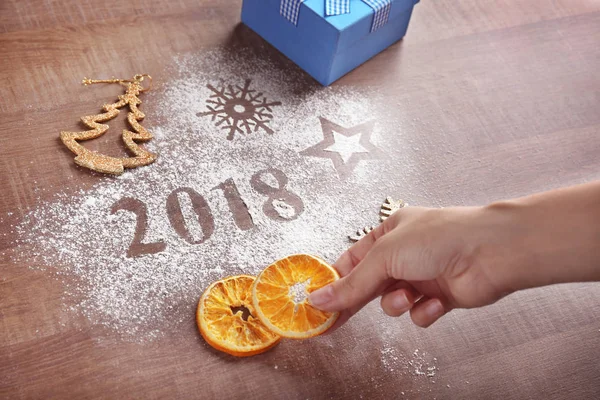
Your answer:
197;275;281;357
251;254;340;339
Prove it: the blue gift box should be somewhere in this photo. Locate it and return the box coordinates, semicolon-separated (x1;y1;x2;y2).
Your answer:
241;0;420;85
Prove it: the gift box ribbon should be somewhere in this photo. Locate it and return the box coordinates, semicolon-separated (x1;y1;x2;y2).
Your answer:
280;0;393;32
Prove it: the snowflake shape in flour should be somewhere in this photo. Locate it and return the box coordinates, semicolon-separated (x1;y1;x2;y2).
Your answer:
197;79;282;140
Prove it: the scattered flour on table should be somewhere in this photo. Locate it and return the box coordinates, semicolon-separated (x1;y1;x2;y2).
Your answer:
272;199;296;220
11;47;413;341
380;347;438;378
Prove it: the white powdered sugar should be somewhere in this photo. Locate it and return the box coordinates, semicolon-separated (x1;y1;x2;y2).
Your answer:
380;347;438;378
272;199;296;219
288;280;310;304
12;47;415;341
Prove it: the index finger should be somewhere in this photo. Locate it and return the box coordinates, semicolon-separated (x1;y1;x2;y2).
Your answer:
334;216;393;277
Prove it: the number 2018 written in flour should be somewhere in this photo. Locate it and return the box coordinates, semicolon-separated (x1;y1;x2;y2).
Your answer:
111;168;304;258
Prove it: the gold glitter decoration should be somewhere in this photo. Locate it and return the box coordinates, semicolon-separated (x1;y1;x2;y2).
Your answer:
60;74;157;175
348;226;374;242
380;197;407;222
348;197;407;242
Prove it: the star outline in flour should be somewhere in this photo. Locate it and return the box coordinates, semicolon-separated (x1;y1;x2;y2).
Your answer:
300;117;384;180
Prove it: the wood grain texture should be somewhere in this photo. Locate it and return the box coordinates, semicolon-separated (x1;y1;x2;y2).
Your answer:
1;0;600;399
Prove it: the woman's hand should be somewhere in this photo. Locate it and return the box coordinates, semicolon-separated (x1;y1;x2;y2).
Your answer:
308;181;600;329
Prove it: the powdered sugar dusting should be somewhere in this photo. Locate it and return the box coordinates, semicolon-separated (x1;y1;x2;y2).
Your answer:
380;347;439;378
11;47;416;342
272;199;296;219
289;279;310;304
11;47;403;341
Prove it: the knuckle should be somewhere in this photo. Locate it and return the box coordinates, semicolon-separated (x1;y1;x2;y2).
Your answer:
340;275;358;295
345;247;362;269
382;212;401;233
372;237;401;280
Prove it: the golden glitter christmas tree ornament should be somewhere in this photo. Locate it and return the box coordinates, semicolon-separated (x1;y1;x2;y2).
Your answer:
60;74;157;175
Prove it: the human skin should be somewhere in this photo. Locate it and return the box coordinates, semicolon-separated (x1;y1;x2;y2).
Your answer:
309;181;600;329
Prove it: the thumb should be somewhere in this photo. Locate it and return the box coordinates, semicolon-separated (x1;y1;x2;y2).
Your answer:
309;241;392;312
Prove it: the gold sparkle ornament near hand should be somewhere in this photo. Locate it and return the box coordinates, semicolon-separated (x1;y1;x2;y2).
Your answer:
60;74;157;175
348;197;407;242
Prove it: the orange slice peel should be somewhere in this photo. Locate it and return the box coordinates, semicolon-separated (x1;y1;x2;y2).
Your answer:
196;275;281;357
251;254;340;339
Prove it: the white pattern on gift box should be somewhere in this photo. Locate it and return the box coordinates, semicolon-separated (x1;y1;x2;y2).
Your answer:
362;0;393;31
325;0;350;16
280;0;305;25
282;0;393;32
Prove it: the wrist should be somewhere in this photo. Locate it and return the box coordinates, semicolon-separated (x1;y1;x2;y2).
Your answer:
482;183;600;293
474;200;535;295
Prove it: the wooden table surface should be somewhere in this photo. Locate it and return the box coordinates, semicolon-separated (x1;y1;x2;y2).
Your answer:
1;0;600;398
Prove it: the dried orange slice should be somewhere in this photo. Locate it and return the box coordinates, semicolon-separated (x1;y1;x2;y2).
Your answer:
252;254;340;339
196;275;281;357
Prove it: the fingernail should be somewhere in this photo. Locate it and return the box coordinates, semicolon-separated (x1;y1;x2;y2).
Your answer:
424;300;444;318
308;285;333;307
392;293;410;311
